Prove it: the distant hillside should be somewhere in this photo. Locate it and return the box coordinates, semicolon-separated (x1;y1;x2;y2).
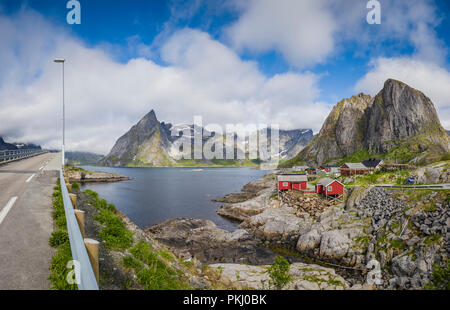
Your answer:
0;136;42;151
281;79;450;167
102;110;313;167
66;151;104;165
0;136;17;150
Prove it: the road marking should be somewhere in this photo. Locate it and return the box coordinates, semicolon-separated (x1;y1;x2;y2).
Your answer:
0;197;18;225
39;166;44;170
26;174;36;183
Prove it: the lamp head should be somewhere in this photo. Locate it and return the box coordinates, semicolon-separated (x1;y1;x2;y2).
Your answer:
54;58;65;63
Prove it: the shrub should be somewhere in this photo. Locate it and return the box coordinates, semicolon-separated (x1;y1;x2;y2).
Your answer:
425;261;450;290
71;182;80;191
266;256;291;289
49;230;69;248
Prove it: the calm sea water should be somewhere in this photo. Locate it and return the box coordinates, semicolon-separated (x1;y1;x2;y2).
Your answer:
79;166;269;231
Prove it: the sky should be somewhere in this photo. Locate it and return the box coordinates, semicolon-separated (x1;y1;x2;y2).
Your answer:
0;0;450;154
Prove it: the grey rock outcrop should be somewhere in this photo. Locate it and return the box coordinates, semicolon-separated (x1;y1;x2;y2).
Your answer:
284;79;450;166
209;262;350;290
146;218;278;265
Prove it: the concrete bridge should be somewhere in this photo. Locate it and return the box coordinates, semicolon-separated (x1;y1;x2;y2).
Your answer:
0;151;61;289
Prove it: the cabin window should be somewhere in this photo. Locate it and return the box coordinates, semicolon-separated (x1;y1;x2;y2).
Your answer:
328;186;333;192
283;182;289;187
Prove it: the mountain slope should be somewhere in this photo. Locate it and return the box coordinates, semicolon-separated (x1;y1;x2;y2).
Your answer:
281;79;450;167
66;152;104;165
102;110;175;166
0;137;18;150
102;111;314;167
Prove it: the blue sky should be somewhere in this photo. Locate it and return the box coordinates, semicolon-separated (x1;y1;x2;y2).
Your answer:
0;0;450;153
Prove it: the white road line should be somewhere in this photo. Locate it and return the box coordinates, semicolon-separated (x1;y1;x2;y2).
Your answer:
39;166;44;170
26;174;36;183
0;197;18;225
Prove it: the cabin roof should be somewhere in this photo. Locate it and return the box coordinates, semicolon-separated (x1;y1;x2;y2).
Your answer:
277;174;308;182
293;165;310;170
317;178;343;187
342;162;368;169
362;159;383;168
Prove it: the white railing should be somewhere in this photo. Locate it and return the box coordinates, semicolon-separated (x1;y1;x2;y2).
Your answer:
0;149;47;164
60;168;99;290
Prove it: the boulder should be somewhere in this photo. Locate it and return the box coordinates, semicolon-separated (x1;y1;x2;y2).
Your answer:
296;229;322;253
319;230;352;260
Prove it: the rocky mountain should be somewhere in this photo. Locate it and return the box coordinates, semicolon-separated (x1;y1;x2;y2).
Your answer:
268;128;314;159
0;136;43;151
282;79;450;166
102;110;175;166
0;136;17;150
102;110;313;167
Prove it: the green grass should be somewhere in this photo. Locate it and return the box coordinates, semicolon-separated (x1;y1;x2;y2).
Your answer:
340;170;410;186
123;240;191;290
424;234;443;246
84;189;99;199
83;189;194;290
89;195;134;251
389;239;406;251
71;182;80;191
48;181;77;290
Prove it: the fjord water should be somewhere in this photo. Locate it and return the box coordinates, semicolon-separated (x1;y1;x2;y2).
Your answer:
79;166;268;230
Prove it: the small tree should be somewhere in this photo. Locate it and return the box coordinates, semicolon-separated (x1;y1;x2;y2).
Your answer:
266;256;291;289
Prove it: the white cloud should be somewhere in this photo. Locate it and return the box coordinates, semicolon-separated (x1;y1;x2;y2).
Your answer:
0;10;329;154
225;0;336;68
225;0;445;68
354;57;450;129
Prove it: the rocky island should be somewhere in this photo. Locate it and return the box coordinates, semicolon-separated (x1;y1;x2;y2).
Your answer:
65;166;131;183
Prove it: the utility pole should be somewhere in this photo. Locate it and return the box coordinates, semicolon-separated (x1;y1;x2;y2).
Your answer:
54;58;66;166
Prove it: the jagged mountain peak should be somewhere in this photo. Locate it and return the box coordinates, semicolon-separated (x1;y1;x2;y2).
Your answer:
281;79;449;167
102;110;315;166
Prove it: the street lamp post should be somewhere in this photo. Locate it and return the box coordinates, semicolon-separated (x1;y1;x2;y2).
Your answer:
54;58;66;166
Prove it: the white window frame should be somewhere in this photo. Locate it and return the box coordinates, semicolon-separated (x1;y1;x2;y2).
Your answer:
327;186;333;192
283;182;289;187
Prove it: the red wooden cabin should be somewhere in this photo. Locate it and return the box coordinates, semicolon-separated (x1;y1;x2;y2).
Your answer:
319;166;331;173
340;163;369;175
277;174;308;191
315;178;344;196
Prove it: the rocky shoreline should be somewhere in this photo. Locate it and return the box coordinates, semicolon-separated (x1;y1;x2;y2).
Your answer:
67;167;131;183
144;171;449;290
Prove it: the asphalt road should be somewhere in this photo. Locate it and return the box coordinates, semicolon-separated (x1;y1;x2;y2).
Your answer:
0;152;60;289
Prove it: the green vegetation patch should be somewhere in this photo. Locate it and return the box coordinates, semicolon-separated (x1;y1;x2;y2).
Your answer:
48;181;77;290
123;240;191;290
266;256;291;290
88;194;134;251
425;260;450;290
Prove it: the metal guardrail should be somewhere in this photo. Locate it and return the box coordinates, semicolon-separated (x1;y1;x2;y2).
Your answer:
0;148;47;164
60;168;99;290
